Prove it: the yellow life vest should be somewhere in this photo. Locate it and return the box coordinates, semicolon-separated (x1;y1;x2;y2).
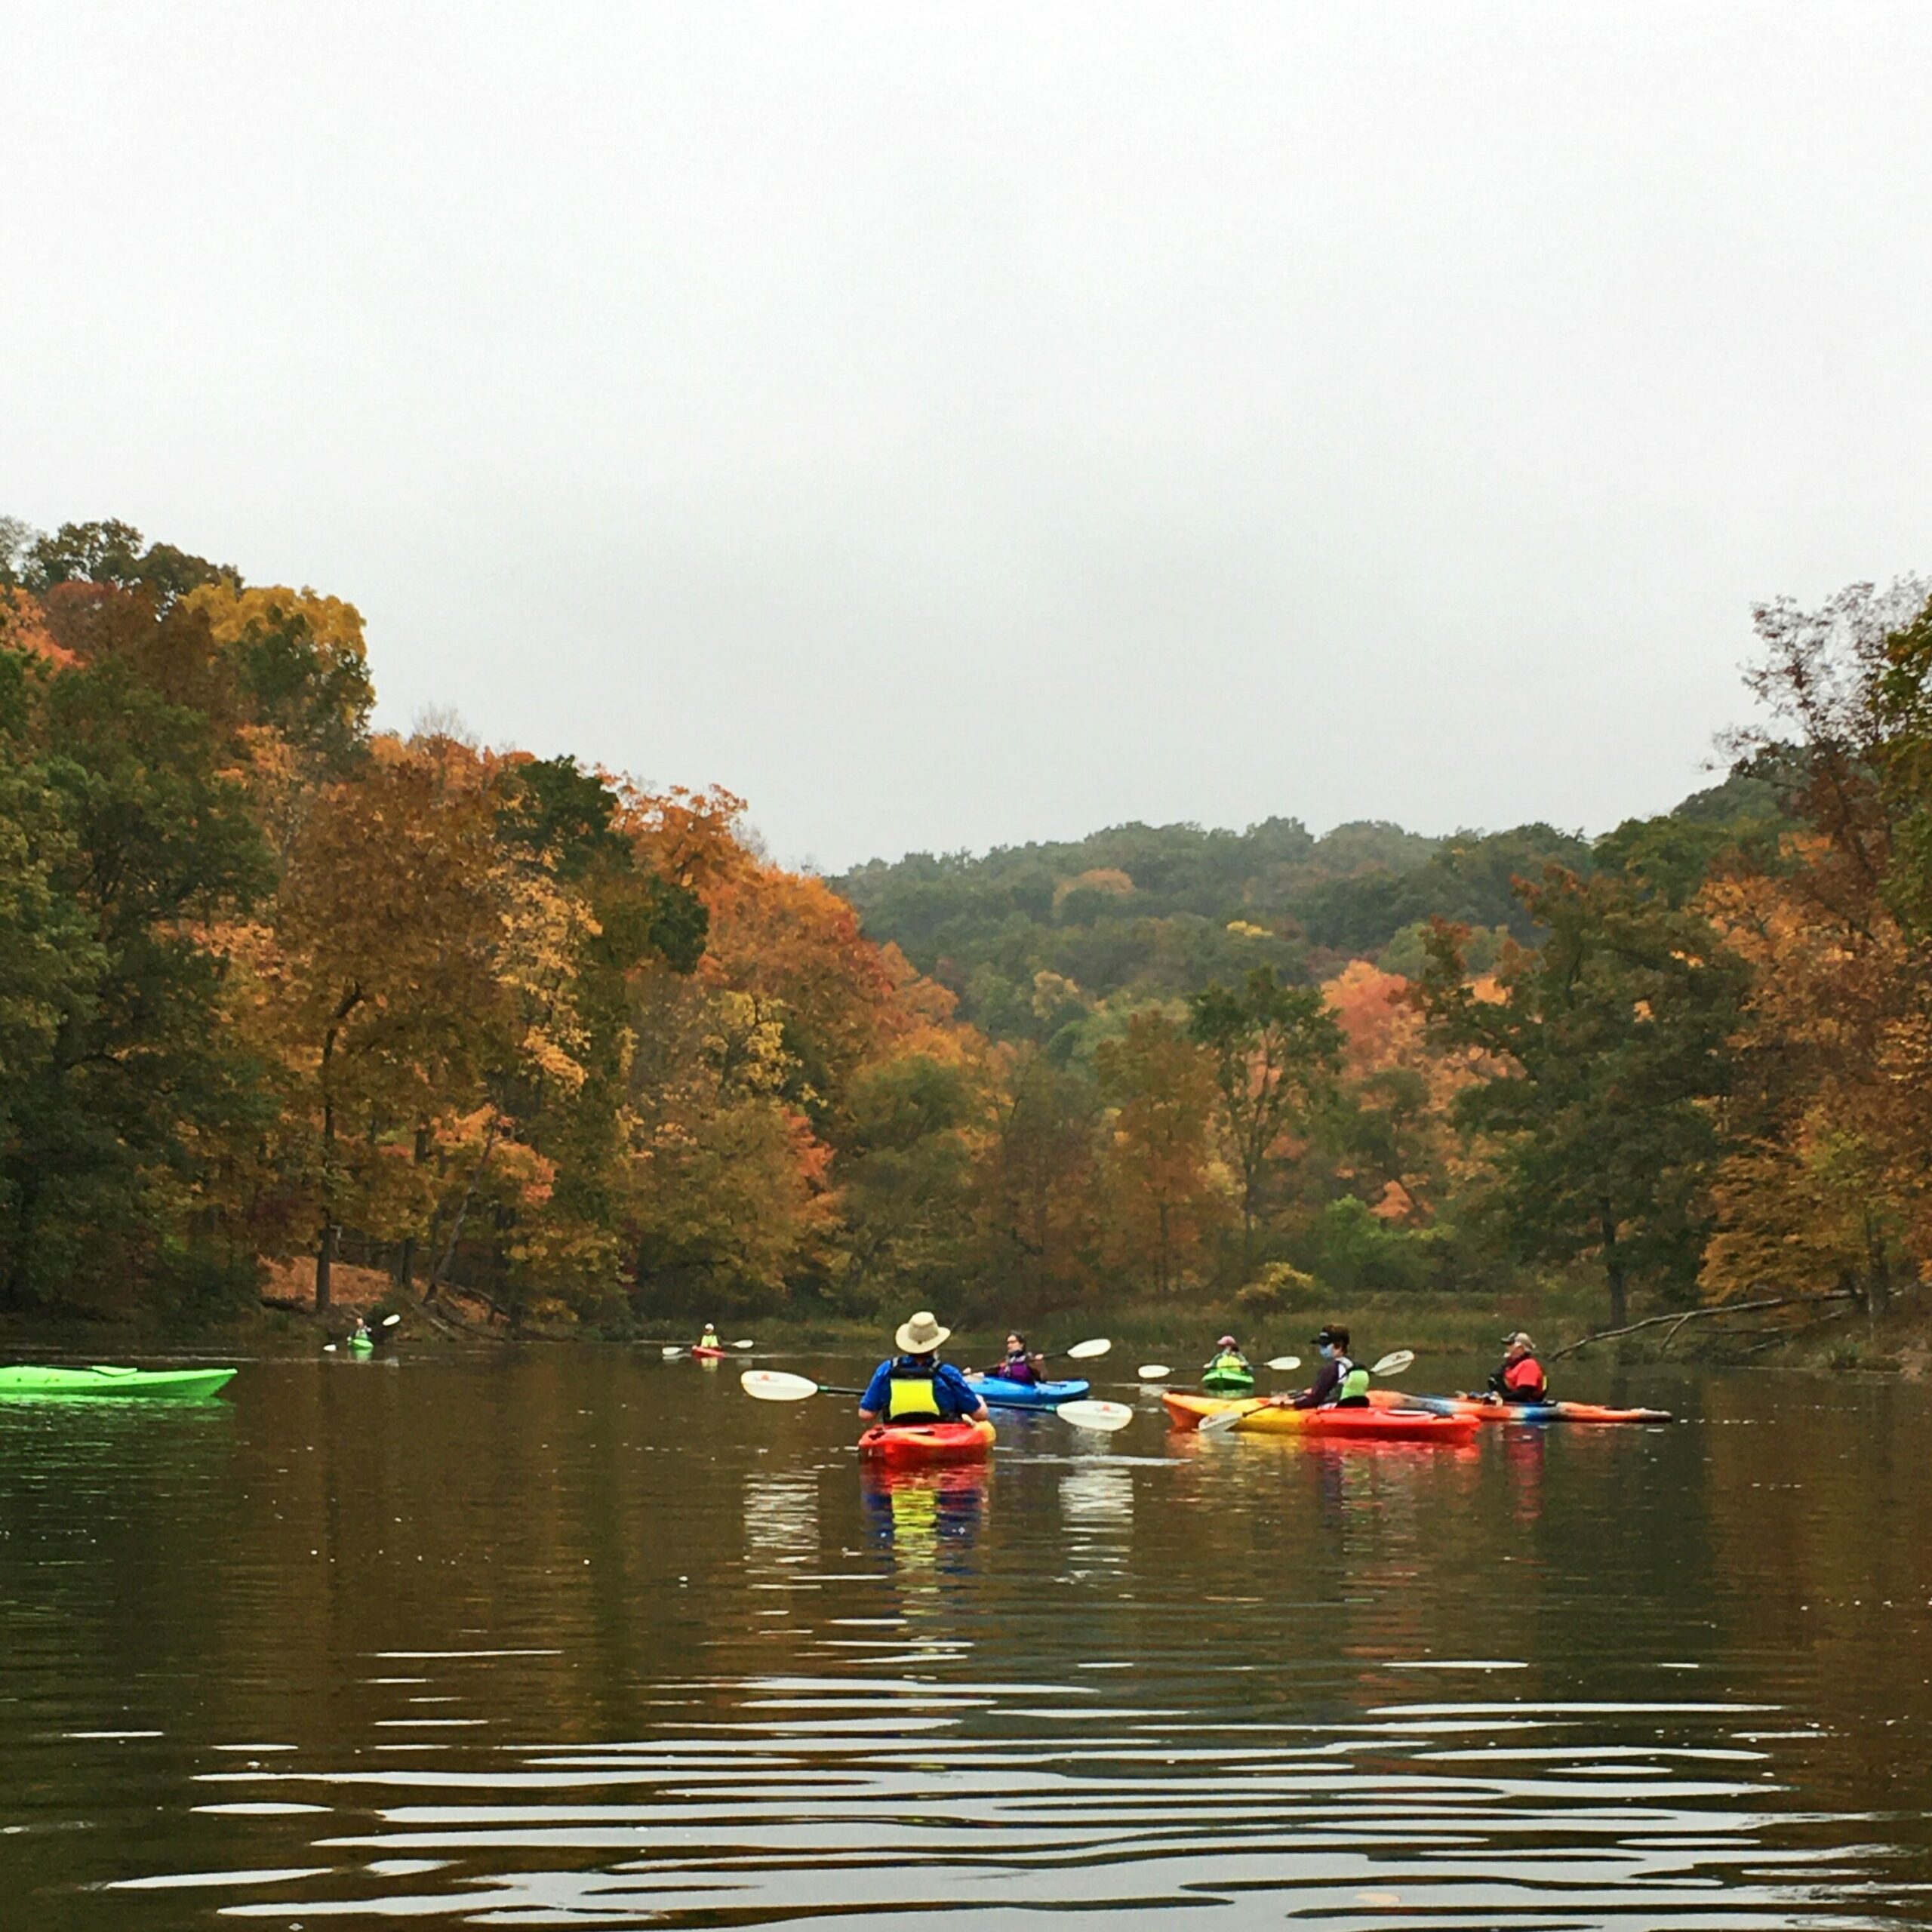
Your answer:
886;1374;942;1422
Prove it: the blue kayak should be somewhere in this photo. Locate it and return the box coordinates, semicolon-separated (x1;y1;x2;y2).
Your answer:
965;1374;1091;1411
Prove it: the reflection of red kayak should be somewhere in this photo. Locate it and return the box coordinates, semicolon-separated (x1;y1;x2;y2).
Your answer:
690;1346;728;1360
1366;1389;1672;1425
858;1419;996;1465
1163;1391;1477;1444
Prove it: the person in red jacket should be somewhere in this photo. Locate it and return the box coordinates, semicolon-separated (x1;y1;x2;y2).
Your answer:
1487;1331;1549;1404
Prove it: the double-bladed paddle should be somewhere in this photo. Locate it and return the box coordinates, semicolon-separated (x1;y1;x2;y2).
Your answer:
1197;1349;1418;1435
740;1368;1133;1434
1138;1350;1300;1384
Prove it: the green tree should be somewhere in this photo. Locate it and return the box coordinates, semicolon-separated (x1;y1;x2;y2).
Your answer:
1417;869;1748;1327
0;629;273;1309
1188;966;1341;1262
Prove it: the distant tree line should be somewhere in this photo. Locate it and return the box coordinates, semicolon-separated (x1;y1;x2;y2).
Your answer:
2;516;1927;1334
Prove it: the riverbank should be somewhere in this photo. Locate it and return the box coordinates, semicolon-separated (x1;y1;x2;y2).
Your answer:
2;1270;1924;1379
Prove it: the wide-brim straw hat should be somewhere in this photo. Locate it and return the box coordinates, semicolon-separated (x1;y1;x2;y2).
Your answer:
895;1310;951;1354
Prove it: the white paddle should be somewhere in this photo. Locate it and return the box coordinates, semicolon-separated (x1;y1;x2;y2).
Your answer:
741;1369;869;1401
1057;1398;1133;1432
1198;1350;1417;1435
1137;1364;1171;1383
734;1339;755;1350
1265;1355;1302;1371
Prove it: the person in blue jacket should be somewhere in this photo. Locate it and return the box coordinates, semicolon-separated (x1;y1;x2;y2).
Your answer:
860;1311;990;1427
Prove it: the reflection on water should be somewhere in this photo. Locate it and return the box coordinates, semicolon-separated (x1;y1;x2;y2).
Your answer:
1;1352;1930;1927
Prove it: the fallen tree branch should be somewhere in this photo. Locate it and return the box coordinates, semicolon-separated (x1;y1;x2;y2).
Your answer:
1548;1290;1857;1361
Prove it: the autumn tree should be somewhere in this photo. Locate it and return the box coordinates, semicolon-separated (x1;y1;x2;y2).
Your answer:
1095;1010;1226;1295
1698;580;1932;1310
1188;965;1340;1263
977;1043;1101;1306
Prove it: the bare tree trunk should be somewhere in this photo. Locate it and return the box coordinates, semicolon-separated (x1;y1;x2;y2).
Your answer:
315;1219;337;1312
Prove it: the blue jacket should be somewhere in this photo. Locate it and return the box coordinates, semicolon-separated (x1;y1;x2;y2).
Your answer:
861;1355;980;1420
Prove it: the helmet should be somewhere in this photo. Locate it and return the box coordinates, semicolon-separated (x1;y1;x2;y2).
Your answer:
1217;1335;1236;1349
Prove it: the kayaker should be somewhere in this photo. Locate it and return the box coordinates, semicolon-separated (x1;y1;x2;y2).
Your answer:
350;1315;371;1345
981;1332;1042;1386
1487;1331;1549;1404
1277;1324;1371;1410
859;1311;991;1428
699;1322;721;1352
1204;1335;1249;1379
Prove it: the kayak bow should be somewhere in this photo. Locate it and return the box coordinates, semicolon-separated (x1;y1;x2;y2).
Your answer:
1366;1388;1672;1425
0;1364;238;1400
965;1374;1090;1411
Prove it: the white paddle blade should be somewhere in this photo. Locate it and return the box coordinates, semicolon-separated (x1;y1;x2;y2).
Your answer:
381;1312;402;1327
322;1343;337;1353
1198;1403;1258;1435
1057;1398;1133;1432
1137;1363;1171;1382
1265;1355;1302;1371
733;1338;755;1349
1371;1349;1416;1377
1063;1337;1112;1361
661;1346;684;1358
740;1369;820;1402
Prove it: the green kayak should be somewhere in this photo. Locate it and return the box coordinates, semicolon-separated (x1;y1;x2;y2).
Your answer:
0;1364;238;1400
1202;1367;1256;1394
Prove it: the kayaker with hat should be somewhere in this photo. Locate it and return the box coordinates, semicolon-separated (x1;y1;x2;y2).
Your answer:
1487;1331;1549;1404
1204;1334;1250;1380
1275;1324;1371;1410
860;1311;991;1428
698;1322;721;1352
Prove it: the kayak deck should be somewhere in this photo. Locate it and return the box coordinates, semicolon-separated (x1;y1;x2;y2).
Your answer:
1201;1371;1255;1394
1164;1390;1477;1444
1367;1389;1673;1425
859;1418;996;1464
965;1374;1089;1410
0;1365;238;1400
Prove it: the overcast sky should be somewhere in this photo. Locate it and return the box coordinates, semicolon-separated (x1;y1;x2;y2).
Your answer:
5;3;1930;869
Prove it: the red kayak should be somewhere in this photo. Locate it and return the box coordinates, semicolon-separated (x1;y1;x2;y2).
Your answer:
1164;1391;1477;1444
1366;1389;1672;1425
858;1419;997;1465
689;1345;729;1361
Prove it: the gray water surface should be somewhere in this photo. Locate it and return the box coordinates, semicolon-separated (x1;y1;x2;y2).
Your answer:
2;1349;1928;1928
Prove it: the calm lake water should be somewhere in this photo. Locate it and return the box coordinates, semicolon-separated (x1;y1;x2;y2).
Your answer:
2;1346;1930;1929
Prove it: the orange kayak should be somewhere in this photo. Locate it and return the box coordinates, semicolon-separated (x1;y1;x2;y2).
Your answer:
1366;1388;1672;1425
859;1418;997;1465
1163;1390;1478;1444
